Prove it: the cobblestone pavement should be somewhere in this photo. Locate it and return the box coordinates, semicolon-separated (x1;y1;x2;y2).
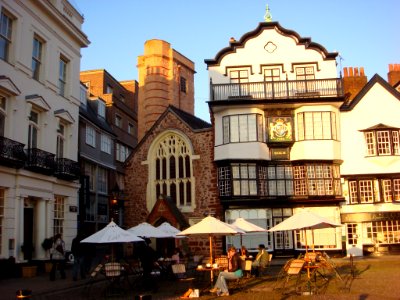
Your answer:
2;255;400;300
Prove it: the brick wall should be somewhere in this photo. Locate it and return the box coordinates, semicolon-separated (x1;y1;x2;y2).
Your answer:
343;67;368;101
124;108;224;257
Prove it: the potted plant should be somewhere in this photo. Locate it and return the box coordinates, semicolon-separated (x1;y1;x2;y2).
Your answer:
20;242;37;277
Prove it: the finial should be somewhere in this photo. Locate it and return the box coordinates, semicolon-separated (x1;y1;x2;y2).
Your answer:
264;4;272;22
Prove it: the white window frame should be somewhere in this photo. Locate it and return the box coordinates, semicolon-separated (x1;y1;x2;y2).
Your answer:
223;114;263;144
297;111;337;141
28;110;39;148
98;167;108;194
58;55;68;97
85;125;96;147
100;134;111;154
53;196;65;236
0;9;13;62
97;100;106;118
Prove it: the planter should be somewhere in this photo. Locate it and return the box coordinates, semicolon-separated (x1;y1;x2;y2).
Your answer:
22;266;37;278
45;262;53;273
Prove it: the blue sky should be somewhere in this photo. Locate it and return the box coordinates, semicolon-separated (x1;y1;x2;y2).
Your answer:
73;0;399;122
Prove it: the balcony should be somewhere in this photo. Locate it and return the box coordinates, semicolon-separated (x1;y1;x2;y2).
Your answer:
55;158;80;180
210;78;344;101
0;136;26;168
25;148;55;175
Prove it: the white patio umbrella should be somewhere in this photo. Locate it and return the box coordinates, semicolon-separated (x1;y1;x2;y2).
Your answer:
80;220;143;260
157;222;185;238
177;215;242;285
128;222;172;238
268;209;342;254
230;217;268;246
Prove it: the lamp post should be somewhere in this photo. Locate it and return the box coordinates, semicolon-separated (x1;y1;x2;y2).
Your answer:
110;184;124;225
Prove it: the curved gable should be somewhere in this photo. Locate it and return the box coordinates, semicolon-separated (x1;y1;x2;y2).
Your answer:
205;22;338;67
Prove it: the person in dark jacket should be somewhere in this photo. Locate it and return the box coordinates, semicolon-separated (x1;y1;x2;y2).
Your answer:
210;246;243;296
71;232;86;281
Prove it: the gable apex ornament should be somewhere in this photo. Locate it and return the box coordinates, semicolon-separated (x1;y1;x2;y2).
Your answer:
264;4;272;22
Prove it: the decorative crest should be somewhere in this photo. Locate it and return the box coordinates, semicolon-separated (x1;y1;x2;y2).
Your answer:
264;4;272;22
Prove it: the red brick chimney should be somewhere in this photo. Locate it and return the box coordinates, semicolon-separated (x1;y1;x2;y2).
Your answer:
343;67;368;101
388;64;400;86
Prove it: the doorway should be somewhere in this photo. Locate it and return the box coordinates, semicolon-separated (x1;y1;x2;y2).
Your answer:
23;206;34;261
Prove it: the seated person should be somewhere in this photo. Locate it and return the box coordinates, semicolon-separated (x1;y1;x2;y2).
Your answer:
210;246;243;296
240;245;249;259
171;247;182;263
251;244;269;276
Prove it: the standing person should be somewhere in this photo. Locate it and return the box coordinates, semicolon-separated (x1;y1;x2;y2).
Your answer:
139;239;158;291
210;246;243;296
71;232;86;281
50;233;66;281
251;244;269;277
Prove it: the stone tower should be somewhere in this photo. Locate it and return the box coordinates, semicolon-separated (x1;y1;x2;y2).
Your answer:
137;39;195;140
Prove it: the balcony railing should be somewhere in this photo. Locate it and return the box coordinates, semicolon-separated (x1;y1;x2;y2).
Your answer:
25;148;55;175
55;158;80;180
210;78;344;101
0;136;26;168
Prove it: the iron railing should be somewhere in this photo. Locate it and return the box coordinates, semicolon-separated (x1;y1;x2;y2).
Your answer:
0;136;26;167
55;158;80;180
210;78;344;101
25;148;55;174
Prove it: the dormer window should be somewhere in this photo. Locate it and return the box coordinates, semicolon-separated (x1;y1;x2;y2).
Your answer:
106;85;113;94
361;124;400;156
97;100;106;118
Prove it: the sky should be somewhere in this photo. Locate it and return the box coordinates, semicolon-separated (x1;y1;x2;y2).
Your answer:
72;0;399;123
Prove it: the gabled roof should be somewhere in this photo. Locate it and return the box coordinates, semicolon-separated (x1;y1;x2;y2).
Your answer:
168;105;212;130
125;105;211;166
359;123;400;131
205;22;338;67
340;74;400;111
147;196;189;229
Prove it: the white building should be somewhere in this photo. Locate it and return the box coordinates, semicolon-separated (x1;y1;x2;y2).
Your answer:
205;18;345;255
0;0;89;262
340;69;400;256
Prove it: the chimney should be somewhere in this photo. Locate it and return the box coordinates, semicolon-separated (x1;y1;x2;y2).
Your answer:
388;64;400;86
343;67;368;101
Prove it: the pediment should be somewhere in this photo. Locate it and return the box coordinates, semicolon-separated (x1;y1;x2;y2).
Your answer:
25;94;51;111
54;109;75;124
0;76;21;96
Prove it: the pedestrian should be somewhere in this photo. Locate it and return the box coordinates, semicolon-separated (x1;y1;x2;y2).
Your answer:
138;238;158;291
210;246;243;296
71;232;86;281
50;233;66;281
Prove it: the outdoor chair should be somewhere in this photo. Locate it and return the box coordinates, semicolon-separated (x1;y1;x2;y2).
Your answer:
104;262;124;297
274;259;305;293
82;264;103;299
214;255;228;269
171;263;196;294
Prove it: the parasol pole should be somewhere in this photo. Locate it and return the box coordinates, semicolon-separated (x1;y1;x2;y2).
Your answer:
209;234;213;286
304;229;310;279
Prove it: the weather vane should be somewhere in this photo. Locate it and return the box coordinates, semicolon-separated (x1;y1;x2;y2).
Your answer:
264;4;272;22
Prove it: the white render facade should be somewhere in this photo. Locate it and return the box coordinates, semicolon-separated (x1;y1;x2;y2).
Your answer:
0;0;89;262
206;22;345;255
340;75;400;256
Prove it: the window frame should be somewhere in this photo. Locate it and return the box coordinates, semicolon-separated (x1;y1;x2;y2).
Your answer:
297;111;337;141
32;35;43;81
28;110;39;149
85;125;96;147
0;9;13;62
53;196;65;236
100;133;111;154
223;113;263;144
363;129;400;156
58;55;68;96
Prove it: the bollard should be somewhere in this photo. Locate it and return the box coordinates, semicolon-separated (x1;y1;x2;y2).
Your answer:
16;289;32;299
